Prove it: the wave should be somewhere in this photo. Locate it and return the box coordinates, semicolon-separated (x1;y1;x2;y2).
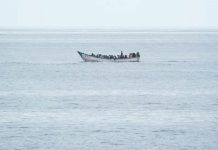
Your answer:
0;61;80;65
0;89;217;97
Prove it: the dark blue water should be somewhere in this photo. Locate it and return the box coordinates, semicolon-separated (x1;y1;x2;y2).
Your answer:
0;29;218;149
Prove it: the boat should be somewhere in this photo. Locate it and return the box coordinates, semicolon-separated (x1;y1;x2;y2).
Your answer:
78;51;140;62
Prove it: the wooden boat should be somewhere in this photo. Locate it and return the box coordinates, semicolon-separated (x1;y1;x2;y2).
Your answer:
78;51;140;62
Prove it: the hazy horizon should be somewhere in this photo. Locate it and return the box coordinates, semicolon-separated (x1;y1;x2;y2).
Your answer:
1;27;218;32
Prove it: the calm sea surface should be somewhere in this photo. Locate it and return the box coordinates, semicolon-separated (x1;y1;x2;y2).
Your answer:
0;29;218;149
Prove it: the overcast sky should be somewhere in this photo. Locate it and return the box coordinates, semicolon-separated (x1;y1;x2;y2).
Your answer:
0;0;218;29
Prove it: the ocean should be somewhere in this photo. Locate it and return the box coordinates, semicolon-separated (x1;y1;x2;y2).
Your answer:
0;29;218;149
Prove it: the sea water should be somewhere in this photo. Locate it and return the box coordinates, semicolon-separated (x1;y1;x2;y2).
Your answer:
0;29;218;149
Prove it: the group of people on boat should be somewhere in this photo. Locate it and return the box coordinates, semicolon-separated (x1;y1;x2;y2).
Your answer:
91;51;140;59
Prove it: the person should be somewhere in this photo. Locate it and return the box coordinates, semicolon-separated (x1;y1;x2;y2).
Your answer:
136;52;140;57
121;51;123;58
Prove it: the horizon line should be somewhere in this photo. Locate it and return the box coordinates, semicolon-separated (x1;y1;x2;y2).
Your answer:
0;27;218;32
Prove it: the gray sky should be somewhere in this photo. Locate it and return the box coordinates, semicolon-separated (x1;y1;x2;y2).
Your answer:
0;0;218;29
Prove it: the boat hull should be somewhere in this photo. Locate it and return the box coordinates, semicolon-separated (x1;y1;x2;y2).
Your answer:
78;51;140;62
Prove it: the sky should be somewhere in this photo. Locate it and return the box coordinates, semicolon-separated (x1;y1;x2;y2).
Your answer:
0;0;218;29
